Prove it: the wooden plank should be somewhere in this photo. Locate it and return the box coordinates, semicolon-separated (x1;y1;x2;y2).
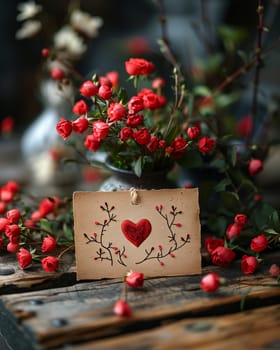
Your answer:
0;270;279;350
63;304;280;350
0;252;76;294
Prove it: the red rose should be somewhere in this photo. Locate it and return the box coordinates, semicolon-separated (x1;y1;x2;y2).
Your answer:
113;300;132;317
125;271;144;288
187;126;200;140
108;102;127;122
248;159;263;176
41;48;50;57
106;71;119;87
211;246;236;267
234;213;248;226
41;235;57;253
128;96;144;113
72;117;89;134
200;273;221;292
241;255;258;274
39;197;59;217
50;67;64;81
84;134;101;152
226;223;242;240
0;217;9;232
79;80;98;97
125;58;155;76
126;114;144;127
167;137;187;159
204;237;224;254
142;92;160;110
7;242;19;253
72;100;88;115
56;118;72;139
41;256;59;272
93;120;110;140
5;224;21;238
250;233;268;252
120;127;133;141
99;76;112;87
159;139;166;149
98;84;112;100
198;137;216;154
269;264;280;277
133;127;151;145
3;181;19;195
0;189;13;203
17;248;32;269
147;135;159;152
6;209;21;224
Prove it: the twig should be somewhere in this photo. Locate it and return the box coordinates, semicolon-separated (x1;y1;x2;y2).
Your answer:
249;0;265;144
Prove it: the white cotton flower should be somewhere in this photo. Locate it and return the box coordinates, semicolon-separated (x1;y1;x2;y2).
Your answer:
53;26;87;59
15;20;42;39
17;1;42;21
70;9;103;38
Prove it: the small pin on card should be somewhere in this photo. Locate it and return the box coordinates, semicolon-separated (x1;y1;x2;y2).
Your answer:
73;188;201;280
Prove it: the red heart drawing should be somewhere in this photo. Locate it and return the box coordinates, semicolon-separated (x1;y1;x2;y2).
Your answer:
121;219;152;247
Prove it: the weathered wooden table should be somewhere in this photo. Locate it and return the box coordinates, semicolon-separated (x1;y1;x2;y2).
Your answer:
0;251;279;350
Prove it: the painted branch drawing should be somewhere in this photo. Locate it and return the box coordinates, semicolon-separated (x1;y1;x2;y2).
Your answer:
135;204;191;265
84;202;127;267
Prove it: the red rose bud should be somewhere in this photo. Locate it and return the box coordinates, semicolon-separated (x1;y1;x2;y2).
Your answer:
72;117;89;133
79;80;98;97
269;264;280;277
108;102;127;122
198;136;216;154
200;273;222;292
248;159;263;176
241;255;258;274
125;58;155;76
250;233;268;252
41;256;59;272
6;209;21;224
226;223;242;240
187;126;200;140
106;71;119;87
72;100;88;115
211;246;236;267
204;237;224;254
128;96;144;113
7;242;19;253
113;300;132;318
234;213;248;227
98;84;112;100
41;48;50;57
50;67;65;81
125;271;144;288
41;235;57;253
56;118;72;139
152;77;166;89
17;248;32;269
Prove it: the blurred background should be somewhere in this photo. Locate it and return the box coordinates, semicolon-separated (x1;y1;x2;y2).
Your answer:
0;0;279;197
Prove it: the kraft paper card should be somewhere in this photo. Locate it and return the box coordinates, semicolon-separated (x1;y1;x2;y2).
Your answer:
73;188;201;280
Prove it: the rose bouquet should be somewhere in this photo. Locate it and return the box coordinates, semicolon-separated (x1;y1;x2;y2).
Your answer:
55;56;217;178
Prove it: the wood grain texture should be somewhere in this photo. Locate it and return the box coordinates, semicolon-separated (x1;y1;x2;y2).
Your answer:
0;268;279;350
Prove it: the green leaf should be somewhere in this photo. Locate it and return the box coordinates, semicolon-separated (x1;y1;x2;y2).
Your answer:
264;228;279;235
39;218;52;233
193;86;211;96
227;147;237;167
133;157;143;178
215;178;232;192
63;223;74;242
207;215;228;235
221;191;240;210
270;210;280;231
